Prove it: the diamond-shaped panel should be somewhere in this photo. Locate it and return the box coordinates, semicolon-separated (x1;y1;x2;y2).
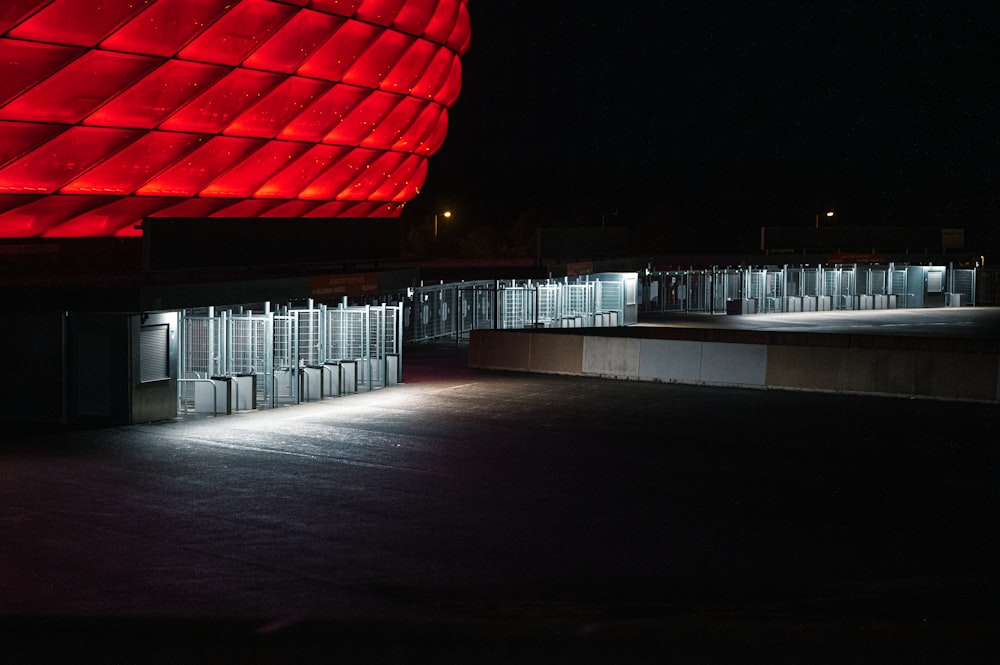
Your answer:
0;0;470;237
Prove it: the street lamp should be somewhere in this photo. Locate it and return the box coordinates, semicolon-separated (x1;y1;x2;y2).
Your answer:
434;210;451;237
815;210;834;229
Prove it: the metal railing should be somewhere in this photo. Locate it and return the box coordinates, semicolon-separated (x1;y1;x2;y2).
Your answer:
178;273;639;412
977;268;1000;305
639;263;982;313
179;300;403;412
403;273;639;343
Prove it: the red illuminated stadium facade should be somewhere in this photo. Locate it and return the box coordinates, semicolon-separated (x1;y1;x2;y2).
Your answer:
0;0;470;237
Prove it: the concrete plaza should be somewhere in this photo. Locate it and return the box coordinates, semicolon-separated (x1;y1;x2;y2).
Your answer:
2;333;998;662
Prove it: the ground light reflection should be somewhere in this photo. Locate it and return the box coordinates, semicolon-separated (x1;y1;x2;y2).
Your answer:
161;378;468;480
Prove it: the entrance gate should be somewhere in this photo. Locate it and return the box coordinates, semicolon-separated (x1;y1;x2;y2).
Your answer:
180;300;403;414
272;313;297;406
639;263;971;314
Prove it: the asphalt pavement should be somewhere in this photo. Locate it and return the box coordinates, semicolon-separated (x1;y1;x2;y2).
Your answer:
2;339;998;663
636;305;1000;339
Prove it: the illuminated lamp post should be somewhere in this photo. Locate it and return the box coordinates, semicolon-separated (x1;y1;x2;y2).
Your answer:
815;210;834;228
434;210;452;237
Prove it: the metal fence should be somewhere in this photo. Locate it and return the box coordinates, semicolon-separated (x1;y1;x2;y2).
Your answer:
178;273;638;411
179;300;402;413
977;268;1000;305
403;273;639;343
408;279;495;341
640;263;983;314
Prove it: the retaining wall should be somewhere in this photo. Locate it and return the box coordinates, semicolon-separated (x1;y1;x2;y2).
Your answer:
468;328;1000;403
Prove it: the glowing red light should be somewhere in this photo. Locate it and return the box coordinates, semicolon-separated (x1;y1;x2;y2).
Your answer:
0;0;470;237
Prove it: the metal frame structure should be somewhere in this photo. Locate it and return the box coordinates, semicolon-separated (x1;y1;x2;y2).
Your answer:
403;273;639;343
639;263;979;314
180;271;642;412
976;268;1000;305
179;300;403;414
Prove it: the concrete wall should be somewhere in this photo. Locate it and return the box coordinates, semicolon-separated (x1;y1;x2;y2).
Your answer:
469;331;584;375
583;337;639;379
469;329;1000;403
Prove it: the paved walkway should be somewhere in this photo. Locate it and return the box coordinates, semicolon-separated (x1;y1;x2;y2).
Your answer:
2;341;998;662
638;305;1000;339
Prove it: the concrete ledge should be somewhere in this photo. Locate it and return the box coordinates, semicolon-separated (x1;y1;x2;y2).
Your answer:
583;337;639;378
469;330;532;371
767;345;916;395
530;333;584;374
469;328;1000;403
700;341;767;387
638;339;702;383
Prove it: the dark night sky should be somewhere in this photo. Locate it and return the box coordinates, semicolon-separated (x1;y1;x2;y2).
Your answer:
413;2;998;253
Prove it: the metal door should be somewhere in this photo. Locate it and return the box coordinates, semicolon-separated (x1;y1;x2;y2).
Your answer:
272;313;297;405
230;313;270;407
500;285;528;329
563;283;593;326
297;308;322;367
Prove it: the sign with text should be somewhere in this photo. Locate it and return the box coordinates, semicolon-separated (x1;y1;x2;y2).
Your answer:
941;228;965;249
310;272;380;300
826;252;885;265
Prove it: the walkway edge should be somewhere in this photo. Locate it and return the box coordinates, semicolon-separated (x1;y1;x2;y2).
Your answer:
469;329;1000;403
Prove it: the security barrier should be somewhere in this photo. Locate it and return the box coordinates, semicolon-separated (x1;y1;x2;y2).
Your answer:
179;300;402;413
640;263;980;314
404;273;639;343
977;268;1000;305
177;273;639;412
